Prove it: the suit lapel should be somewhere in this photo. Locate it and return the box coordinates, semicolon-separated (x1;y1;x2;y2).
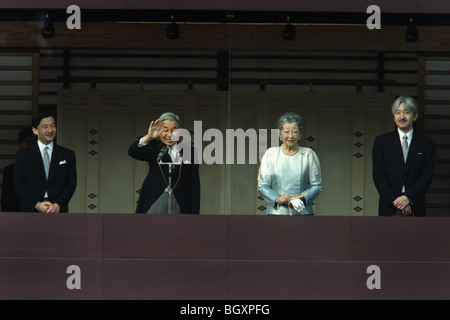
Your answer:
405;131;421;169
31;144;47;180
48;144;61;181
391;130;405;165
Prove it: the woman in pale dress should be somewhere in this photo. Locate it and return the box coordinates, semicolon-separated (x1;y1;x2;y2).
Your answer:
258;112;322;215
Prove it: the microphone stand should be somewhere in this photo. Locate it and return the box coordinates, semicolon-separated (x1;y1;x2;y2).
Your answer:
158;160;181;214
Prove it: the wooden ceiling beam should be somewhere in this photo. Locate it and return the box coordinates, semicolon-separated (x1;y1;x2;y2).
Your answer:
1;22;450;52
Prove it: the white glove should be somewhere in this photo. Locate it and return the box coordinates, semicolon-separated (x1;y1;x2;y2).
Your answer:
290;198;305;212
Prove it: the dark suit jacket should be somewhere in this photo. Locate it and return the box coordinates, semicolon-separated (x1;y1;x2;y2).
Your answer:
372;130;435;216
128;139;200;214
14;143;77;212
1;163;21;212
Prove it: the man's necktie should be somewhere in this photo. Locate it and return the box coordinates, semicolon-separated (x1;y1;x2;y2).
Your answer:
43;146;50;179
402;135;409;162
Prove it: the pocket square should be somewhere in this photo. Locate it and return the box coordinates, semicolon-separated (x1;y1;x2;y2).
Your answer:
59;160;67;165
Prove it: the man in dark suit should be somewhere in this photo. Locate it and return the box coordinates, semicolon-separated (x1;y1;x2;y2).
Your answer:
372;96;435;216
128;112;200;214
1;127;36;212
14;112;77;213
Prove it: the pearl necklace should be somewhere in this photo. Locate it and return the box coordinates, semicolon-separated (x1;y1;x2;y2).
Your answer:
281;145;299;156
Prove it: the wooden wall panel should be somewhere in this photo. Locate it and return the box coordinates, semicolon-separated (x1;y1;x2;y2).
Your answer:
58;89;394;215
417;57;450;216
0;51;39;201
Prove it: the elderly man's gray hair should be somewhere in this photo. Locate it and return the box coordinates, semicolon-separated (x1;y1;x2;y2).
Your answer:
391;96;418;115
159;112;182;127
277;112;304;131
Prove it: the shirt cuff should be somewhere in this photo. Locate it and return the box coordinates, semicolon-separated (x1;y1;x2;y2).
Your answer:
138;137;148;147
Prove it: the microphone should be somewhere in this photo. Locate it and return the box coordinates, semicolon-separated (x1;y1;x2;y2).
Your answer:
157;145;168;162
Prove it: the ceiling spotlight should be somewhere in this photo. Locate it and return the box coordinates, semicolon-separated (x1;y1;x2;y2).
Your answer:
282;16;296;41
405;17;418;43
166;15;180;40
42;12;55;39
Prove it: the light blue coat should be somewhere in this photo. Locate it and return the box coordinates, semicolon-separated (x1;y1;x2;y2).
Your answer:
258;146;322;215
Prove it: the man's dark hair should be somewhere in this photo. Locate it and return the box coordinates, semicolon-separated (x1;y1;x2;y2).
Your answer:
18;127;34;144
32;111;55;129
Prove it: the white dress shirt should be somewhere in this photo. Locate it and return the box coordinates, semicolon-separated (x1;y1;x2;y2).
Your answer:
37;140;53;198
398;127;413;193
138;138;191;164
